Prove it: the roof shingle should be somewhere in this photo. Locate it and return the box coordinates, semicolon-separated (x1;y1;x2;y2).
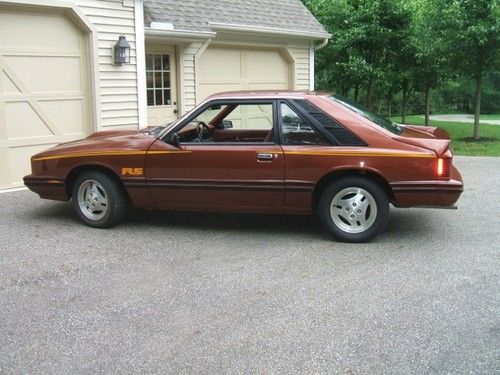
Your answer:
143;0;329;38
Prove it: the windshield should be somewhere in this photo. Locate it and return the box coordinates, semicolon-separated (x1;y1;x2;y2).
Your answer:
329;96;403;135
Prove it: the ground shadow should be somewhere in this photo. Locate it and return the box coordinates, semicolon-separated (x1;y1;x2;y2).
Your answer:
26;201;441;242
126;207;326;238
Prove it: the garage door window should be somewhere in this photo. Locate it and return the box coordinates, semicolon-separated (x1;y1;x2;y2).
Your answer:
146;54;171;106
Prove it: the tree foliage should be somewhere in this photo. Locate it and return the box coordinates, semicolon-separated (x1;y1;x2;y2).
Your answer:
302;0;500;138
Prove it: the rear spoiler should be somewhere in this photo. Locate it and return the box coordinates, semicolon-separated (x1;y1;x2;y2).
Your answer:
396;137;451;157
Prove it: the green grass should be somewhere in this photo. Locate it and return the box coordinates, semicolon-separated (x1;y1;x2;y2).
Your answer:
480;114;500;121
392;115;500;156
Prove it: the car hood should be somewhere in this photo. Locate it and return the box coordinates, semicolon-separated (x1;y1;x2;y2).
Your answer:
32;129;157;159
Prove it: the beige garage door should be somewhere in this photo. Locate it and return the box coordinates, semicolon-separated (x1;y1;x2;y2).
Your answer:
197;46;290;101
0;8;90;189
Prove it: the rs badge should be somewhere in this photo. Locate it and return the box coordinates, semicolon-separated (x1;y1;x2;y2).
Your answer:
121;167;143;176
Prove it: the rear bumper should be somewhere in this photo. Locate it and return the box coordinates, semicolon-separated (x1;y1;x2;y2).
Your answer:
23;175;69;201
390;166;463;208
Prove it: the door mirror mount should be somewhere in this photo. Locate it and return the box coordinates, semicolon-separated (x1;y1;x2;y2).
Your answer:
221;120;233;129
165;132;180;146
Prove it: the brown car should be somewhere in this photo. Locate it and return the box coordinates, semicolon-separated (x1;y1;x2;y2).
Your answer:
24;91;463;242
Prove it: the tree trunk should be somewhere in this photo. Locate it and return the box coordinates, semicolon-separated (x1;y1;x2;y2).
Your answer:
473;74;482;140
424;86;430;126
401;81;408;124
354;84;359;102
387;91;393;120
366;78;374;110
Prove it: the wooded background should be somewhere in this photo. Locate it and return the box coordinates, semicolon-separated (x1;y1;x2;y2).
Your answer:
302;0;499;139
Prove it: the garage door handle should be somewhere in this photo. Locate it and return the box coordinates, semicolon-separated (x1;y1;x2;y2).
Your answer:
257;153;274;161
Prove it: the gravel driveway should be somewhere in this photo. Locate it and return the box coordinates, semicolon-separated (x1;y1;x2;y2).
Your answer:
1;156;499;374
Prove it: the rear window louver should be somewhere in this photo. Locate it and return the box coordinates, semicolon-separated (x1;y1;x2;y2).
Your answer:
293;100;366;147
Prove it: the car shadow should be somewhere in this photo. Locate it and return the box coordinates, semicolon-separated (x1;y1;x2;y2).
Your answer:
126;208;327;238
384;208;437;239
27;201;440;242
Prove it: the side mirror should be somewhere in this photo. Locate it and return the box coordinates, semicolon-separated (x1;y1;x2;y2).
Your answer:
221;120;233;129
165;132;180;146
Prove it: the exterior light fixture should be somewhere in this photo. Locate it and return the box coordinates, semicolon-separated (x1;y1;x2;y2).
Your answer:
114;35;130;65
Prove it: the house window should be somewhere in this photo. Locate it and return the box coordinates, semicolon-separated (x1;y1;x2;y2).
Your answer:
146;54;171;106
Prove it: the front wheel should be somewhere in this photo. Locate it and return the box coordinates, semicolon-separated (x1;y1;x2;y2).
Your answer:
72;171;126;228
319;177;389;242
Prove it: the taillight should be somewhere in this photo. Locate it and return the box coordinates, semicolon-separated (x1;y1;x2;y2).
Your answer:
436;157;451;178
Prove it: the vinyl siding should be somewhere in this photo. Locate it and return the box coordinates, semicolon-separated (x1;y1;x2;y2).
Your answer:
181;41;204;112
288;45;311;91
76;0;139;129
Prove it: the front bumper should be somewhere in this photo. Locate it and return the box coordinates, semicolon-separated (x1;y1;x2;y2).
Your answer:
23;175;69;201
390;166;463;208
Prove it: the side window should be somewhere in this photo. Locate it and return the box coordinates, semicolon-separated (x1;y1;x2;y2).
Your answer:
175;102;274;143
280;103;328;145
224;104;273;130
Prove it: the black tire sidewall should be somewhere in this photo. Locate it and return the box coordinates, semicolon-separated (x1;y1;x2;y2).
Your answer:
319;177;389;242
72;171;126;228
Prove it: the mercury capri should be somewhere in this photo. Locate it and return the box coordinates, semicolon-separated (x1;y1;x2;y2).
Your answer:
24;91;463;242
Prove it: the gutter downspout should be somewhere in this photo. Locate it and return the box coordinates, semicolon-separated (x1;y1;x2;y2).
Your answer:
310;38;329;91
314;38;329;51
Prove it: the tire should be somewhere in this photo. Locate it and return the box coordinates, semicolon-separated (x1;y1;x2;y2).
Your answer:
318;177;389;242
72;171;126;228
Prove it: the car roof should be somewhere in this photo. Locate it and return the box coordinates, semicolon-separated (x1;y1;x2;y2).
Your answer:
205;90;331;100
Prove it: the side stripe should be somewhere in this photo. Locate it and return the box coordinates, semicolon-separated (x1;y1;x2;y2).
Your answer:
32;150;191;161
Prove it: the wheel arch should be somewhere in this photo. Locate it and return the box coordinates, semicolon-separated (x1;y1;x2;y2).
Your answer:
65;164;129;202
311;168;395;211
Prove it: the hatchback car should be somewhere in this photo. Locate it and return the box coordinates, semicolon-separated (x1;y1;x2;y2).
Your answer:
24;91;463;242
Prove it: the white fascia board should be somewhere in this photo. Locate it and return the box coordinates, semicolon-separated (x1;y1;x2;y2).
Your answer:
144;27;216;41
208;22;331;40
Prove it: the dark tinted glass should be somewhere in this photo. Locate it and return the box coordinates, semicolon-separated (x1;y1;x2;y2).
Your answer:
280;103;328;145
293;100;366;146
329;96;403;135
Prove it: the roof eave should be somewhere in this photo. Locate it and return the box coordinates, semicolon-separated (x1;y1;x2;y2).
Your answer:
144;27;216;41
208;22;331;40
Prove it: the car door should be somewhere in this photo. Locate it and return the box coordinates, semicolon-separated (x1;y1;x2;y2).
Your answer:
144;100;284;212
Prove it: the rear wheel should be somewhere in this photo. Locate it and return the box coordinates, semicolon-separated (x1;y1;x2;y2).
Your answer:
319;177;389;242
72;171;126;228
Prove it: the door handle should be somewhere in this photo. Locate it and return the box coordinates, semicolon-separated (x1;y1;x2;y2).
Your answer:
257;153;274;161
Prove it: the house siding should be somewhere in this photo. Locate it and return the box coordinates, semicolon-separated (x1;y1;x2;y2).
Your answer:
180;41;205;113
288;45;311;91
76;0;139;129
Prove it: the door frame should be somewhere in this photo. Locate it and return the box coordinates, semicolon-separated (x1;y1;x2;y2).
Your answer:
145;44;179;126
147;98;285;211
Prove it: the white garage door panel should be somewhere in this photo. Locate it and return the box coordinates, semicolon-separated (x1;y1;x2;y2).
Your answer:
197;84;241;104
0;8;89;189
198;46;290;102
5;56;83;92
8;145;51;186
5;102;54;138
246;50;288;81
0;11;81;50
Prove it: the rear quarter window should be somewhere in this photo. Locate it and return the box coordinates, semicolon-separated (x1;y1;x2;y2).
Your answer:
292;100;366;146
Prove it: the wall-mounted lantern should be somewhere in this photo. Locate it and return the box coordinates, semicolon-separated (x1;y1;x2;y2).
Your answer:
114;35;130;65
